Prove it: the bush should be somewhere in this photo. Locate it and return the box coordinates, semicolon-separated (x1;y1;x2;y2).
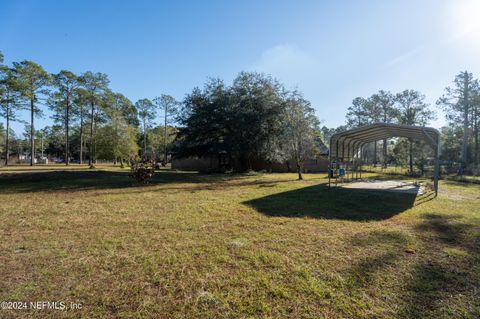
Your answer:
129;157;156;183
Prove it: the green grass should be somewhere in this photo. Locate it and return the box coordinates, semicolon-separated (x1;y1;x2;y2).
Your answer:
445;174;480;184
0;165;479;318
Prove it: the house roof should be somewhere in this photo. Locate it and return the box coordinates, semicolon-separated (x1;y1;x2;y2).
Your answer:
329;123;440;160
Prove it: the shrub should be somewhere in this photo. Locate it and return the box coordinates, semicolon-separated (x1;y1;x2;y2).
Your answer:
129;157;156;183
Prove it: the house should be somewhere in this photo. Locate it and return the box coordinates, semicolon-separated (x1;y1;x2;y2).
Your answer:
171;154;329;172
172;138;330;172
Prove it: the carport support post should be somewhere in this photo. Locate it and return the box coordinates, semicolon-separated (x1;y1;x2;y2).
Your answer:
434;133;440;196
359;144;363;179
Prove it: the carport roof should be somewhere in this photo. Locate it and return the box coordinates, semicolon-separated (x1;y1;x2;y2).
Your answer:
329;123;440;160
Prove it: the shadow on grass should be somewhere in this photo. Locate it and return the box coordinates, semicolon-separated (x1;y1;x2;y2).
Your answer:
416;213;475;248
344;214;480;317
414;191;436;206
401;213;480;317
244;184;417;221
443;179;480;187
0;170;212;193
0;170;296;194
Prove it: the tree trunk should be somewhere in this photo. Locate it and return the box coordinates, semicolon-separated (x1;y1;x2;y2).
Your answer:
474;106;478;165
475;125;479;165
297;162;303;180
114;119;119;165
89;101;95;167
80;114;83;165
5;104;9;166
83;138;86;163
30;99;35;166
93;120;97;165
409;139;413;174
164;105;168;164
143;120;147;159
461;74;469;171
65;97;70;166
461;108;468;171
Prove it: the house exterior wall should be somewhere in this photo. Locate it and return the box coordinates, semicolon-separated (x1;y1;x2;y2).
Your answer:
303;157;329;172
171;156;220;171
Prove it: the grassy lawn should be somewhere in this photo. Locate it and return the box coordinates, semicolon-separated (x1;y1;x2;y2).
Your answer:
0;165;479;318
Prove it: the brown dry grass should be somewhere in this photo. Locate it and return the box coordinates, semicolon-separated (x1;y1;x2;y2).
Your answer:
0;165;479;318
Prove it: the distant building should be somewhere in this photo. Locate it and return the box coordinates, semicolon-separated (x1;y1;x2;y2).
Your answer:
172;138;329;173
171;154;329;173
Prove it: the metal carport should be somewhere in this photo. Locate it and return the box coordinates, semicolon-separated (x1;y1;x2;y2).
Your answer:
328;123;441;195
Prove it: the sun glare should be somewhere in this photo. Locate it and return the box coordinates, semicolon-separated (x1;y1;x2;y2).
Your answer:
450;0;480;38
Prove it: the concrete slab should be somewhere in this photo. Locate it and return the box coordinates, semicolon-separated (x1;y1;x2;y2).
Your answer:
342;180;423;195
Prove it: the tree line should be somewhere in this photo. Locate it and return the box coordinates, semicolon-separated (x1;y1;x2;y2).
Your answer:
1;50;479;176
0;52;319;178
319;71;480;175
0;51;179;168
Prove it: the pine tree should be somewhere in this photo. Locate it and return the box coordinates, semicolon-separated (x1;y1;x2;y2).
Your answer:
153;94;179;164
49;70;79;165
437;71;479;171
79;71;109;167
13;61;51;166
396;90;436;173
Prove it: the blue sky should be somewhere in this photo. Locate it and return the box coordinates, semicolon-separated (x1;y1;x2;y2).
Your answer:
1;0;480;133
